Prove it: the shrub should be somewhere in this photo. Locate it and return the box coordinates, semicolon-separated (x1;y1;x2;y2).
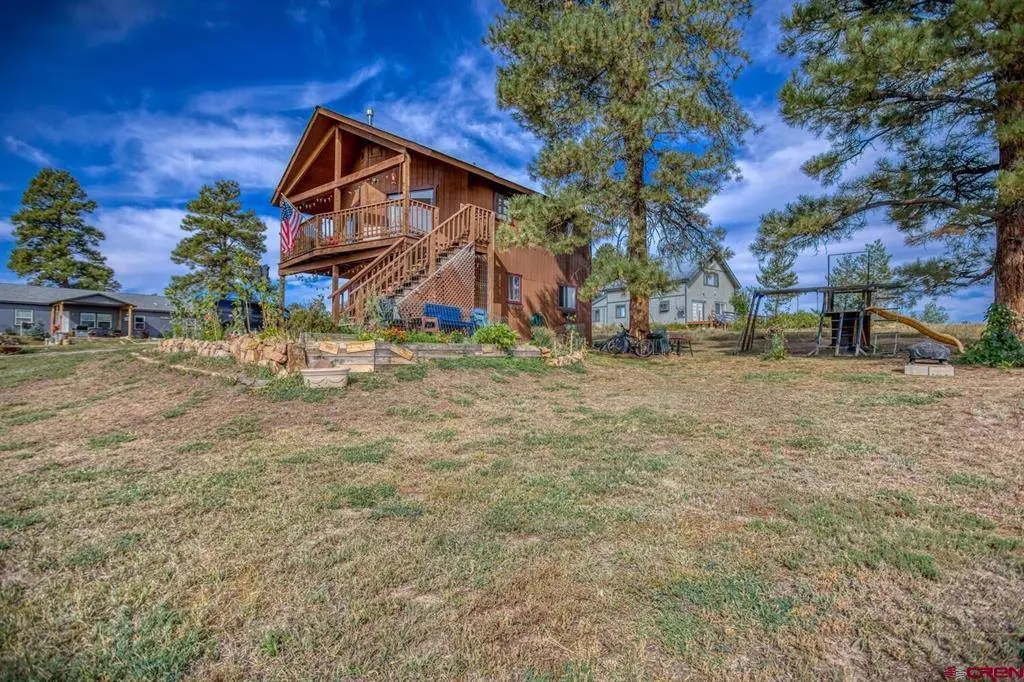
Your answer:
760;329;787;361
530;325;555;350
472;323;518;350
960;304;1024;368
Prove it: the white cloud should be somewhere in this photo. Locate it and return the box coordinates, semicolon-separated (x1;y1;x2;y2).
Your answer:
4;136;54;166
91;206;189;291
32;109;295;200
188;62;385;115
370;51;541;188
0;220;13;240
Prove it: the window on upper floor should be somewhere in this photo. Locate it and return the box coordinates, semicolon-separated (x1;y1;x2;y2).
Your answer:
495;192;511;222
557;284;577;311
704;272;720;287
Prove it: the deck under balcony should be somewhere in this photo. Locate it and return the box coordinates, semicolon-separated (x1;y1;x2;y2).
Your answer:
278;199;437;278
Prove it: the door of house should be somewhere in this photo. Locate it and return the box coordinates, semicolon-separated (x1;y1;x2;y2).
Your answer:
691;301;705;322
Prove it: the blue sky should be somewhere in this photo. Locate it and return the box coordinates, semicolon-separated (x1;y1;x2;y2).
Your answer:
0;0;992;320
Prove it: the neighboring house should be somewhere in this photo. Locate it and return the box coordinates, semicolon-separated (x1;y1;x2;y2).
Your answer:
0;283;173;338
591;256;741;327
272;106;592;341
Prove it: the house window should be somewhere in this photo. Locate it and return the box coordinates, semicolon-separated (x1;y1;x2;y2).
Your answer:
704;272;719;287
593;308;601;322
96;313;112;329
658;299;670;314
15;309;33;326
507;273;522;304
615;304;626;319
495;192;511;222
557;284;577;311
134;315;146;331
714;302;723;316
80;312;96;329
386;188;435;232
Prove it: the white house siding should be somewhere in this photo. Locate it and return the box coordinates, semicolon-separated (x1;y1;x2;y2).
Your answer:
592;262;738;327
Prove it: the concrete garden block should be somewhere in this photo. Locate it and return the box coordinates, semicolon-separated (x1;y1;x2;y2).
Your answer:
904;363;954;377
300;366;350;389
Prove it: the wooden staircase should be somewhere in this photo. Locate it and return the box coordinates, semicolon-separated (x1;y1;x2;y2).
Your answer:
332;204;495;324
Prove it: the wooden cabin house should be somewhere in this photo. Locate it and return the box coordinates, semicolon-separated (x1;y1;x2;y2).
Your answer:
271;107;591;341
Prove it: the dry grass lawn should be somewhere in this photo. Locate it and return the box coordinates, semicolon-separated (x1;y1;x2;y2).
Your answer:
0;346;1022;679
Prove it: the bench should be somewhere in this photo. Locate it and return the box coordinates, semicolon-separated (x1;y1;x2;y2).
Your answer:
423;303;474;334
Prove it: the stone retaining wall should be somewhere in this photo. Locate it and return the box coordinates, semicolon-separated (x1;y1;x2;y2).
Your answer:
158;335;307;377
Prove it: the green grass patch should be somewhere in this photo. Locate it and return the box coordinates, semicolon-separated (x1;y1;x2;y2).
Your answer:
370;501;427;519
0;353;87;390
0;440;39;453
829;372;893;384
349;373;392;391
656;570;795;654
261;373;341;403
946;472;998;489
431;356;549;375
425;428;457;443
0;511;43;530
86;432;137;450
859;392;943;407
177;440;214;454
394;363;428;381
742;371;806;383
67;545;107;567
215;415;261;441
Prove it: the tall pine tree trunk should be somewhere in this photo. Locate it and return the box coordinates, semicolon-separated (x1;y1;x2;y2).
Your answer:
626;141;650;338
994;64;1024;332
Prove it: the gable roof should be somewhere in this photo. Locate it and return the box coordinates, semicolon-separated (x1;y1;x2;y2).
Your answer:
0;283;172;312
272;106;534;206
597;254;742;295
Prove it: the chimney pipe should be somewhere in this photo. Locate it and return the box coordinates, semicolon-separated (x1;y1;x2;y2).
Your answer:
365;107;374;126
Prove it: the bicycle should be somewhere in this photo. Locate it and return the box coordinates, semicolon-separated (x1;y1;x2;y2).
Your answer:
599;324;654;357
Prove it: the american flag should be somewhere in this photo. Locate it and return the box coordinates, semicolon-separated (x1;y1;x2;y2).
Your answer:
280;198;301;254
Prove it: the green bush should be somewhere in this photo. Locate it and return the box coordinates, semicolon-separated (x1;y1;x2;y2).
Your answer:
960;304;1024;368
472;323;518;350
530;325;555;350
760;329;788;361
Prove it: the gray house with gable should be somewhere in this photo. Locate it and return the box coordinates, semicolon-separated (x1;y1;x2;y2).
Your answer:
590;256;741;328
0;283;173;338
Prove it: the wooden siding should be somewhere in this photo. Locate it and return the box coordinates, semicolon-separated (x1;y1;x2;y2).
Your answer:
492;245;592;342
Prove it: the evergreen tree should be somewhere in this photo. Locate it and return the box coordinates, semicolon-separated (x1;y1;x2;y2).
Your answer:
167;180;266;329
8;168;119;290
487;0;753;336
829;239;899;310
756;249;798;317
755;1;1024;323
919;301;950;325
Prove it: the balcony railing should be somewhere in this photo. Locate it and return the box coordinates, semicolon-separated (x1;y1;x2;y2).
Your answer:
286;199;438;260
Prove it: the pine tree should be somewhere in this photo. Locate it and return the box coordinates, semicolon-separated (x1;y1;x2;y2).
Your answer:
8;168;119;290
829;239;899;310
487;0;753;336
756;249;798;318
919;301;950;325
755;1;1024;323
167;180;266;327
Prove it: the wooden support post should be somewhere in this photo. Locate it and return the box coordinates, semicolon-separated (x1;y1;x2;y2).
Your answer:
331;264;340;323
401;152;410;235
486;212;496;322
279;275;286;321
127;304;134;338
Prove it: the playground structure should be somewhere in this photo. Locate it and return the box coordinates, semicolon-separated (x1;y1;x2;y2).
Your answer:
737;283;964;356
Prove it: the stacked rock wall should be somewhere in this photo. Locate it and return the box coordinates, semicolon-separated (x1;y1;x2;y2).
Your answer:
158;336;307;376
